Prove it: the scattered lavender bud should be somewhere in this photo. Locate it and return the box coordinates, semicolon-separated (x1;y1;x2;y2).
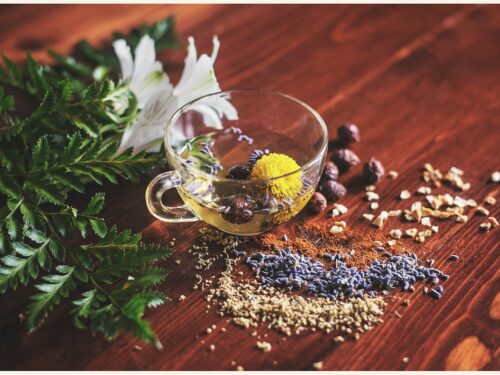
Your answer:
337;123;360;144
227;164;250;180
307;192;327;214
220;195;253;224
320;181;347;202
331;149;360;173
363;158;385;184
321;161;339;182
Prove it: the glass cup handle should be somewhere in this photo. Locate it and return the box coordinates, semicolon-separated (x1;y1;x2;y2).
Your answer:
145;171;199;223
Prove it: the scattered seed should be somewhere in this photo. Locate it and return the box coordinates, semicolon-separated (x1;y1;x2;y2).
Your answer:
333;336;345;343
484;196;496;205
388;170;399;179
313;361;324;370
363;213;375;222
490;171;500;183
256;341;272;353
417;186;432;195
366;191;380;201
178;295;186;302
402;357;410;364
370;202;379;210
133;345;143;352
399;190;411;200
394;311;402;319
448;255;459;261
209;344;215;352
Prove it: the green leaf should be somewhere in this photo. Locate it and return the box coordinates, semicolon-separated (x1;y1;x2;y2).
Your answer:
26;53;49;94
27;265;76;331
89;219;107;238
48;50;93;78
26;178;65;205
0;174;22;199
2;54;23;87
82;193;105;216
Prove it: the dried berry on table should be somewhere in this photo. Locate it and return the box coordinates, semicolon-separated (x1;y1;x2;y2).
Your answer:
337;123;360;144
307;192;328;213
331;149;360;173
320;180;347;202
320;161;339;182
220;195;254;224
363;158;385;184
227;164;251;179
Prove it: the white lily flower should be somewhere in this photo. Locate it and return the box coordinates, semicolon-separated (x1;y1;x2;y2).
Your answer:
113;35;172;108
116;35;238;155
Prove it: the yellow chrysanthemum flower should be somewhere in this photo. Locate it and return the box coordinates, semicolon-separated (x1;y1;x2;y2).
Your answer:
251;153;303;198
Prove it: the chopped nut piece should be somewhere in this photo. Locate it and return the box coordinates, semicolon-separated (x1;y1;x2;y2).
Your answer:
330;209;341;217
423;163;434;172
399;190;411;200
456;214;468;223
236;366;244;371
467;199;478;207
450;166;464;176
491;171;500;183
178;295;186;301
313;361;323;370
487;216;499;227
484;196;496;206
334;221;347;228
480;222;492;231
330;225;344;234
387;240;396;247
389;229;402;239
256;341;272;353
388;170;399;179
453;196;467;208
411;202;423;222
405;228;418;238
477;206;490;216
363;213;375;222
431;225;439;233
416;186;432;195
370;202;379;210
421;217;432;227
366;191;380;201
209;344;215;352
333;335;345;343
372;211;389;228
334;203;348;214
388;210;402;217
365;185;376;192
373;240;383;247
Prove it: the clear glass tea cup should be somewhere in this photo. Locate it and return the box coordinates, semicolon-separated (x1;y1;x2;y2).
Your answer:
146;90;328;236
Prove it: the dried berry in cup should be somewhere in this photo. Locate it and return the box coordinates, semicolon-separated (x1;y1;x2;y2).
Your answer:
227;164;251;180
337;123;360;144
320;161;339;182
363;158;385;184
220;195;254;224
307;192;327;213
332;149;360;173
320;180;347;202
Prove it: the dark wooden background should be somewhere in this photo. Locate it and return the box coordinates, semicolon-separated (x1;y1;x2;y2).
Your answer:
0;4;499;371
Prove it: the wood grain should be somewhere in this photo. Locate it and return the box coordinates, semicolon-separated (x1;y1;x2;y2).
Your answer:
0;4;499;371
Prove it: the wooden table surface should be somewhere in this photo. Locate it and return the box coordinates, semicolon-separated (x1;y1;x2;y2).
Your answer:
0;4;499;371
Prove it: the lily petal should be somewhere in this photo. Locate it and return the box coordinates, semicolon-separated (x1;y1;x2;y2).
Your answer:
112;39;134;81
117;88;178;155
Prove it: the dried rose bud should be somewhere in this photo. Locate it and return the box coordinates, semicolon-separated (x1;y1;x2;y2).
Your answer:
363;158;385;184
220;195;253;224
337;123;360;144
307;192;327;213
227;164;251;180
320;161;339;182
331;149;360;173
320;180;347;202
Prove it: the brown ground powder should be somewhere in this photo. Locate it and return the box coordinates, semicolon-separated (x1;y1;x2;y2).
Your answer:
247;219;409;269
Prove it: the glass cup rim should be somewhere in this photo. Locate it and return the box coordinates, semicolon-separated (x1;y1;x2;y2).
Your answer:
165;89;328;184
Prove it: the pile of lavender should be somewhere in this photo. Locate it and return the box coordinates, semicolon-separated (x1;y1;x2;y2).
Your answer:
246;248;448;300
